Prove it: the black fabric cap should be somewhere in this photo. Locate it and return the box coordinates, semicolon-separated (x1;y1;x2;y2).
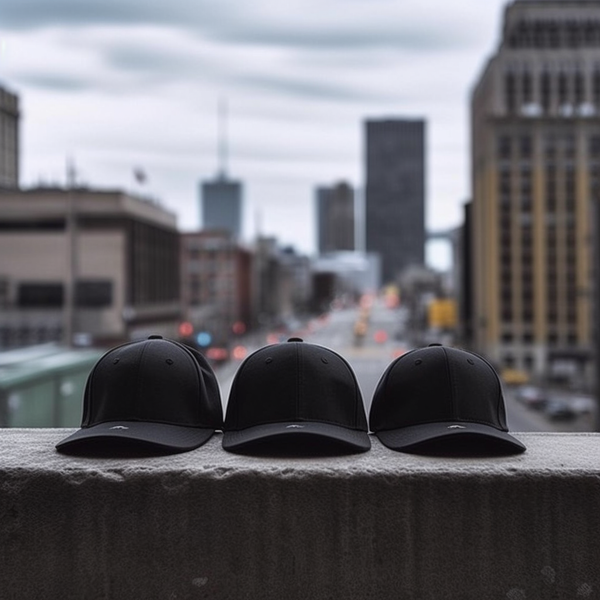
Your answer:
369;344;526;454
56;336;223;454
223;338;370;454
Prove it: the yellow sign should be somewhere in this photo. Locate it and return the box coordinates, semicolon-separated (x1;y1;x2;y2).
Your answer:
428;299;457;329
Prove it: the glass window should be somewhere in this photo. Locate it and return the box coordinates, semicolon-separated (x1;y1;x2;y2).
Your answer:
18;283;63;307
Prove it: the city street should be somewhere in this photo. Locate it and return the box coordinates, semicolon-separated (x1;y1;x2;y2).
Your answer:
215;298;598;433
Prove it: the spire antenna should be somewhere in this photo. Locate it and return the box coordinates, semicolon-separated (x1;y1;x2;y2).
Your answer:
218;97;228;179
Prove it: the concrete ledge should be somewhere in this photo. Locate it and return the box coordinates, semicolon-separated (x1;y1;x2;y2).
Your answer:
1;431;600;599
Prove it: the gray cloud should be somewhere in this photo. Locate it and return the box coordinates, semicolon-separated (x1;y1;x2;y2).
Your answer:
1;0;478;52
0;1;231;31
238;73;394;103
13;72;93;92
103;44;209;76
210;24;470;52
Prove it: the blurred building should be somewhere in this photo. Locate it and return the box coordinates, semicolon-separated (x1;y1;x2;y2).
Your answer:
456;201;474;347
180;230;253;352
470;0;600;382
398;265;447;347
364;118;426;285
312;251;381;309
316;182;355;253
253;237;311;329
0;85;19;190
200;177;243;239
0;188;180;349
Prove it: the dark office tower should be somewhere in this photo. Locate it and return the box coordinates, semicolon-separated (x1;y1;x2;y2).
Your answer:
0;85;19;190
316;182;355;254
365;119;425;284
471;0;600;383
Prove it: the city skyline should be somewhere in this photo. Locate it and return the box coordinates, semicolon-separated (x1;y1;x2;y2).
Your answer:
0;0;510;264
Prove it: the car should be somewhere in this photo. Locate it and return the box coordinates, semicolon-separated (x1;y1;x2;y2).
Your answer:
570;395;595;416
514;385;548;409
545;399;577;421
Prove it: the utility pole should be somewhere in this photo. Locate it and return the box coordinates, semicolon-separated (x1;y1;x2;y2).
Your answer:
63;158;77;348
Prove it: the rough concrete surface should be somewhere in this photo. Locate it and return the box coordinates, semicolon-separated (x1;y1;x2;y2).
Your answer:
1;430;600;599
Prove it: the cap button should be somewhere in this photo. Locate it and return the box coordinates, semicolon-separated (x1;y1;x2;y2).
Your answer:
148;335;163;340
428;343;443;347
287;337;303;343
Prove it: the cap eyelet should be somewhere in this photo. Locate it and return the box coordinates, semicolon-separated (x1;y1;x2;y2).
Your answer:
265;357;273;364
467;358;475;365
113;358;120;365
166;358;174;365
321;357;329;364
415;359;422;365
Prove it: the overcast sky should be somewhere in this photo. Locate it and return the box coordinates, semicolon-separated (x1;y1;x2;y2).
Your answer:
0;0;510;267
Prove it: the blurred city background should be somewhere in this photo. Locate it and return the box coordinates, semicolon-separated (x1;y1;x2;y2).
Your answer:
1;0;599;432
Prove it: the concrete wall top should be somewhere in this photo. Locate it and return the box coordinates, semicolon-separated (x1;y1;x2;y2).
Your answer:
2;430;600;599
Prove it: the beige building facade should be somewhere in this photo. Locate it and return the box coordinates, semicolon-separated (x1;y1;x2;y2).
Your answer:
471;0;600;380
0;189;180;349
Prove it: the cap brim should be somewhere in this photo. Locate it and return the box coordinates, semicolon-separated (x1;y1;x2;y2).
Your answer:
222;421;371;454
55;421;216;455
375;421;526;455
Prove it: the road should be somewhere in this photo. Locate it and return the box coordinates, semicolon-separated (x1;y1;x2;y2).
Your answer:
215;298;596;433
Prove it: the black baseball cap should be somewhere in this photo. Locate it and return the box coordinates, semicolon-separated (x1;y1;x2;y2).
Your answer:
223;338;371;454
56;335;223;454
369;344;526;454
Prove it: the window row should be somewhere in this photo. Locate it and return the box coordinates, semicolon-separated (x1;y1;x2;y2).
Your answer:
500;333;580;346
16;281;113;308
506;19;600;49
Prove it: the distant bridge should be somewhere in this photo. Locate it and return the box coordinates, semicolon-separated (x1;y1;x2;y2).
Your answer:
426;228;456;242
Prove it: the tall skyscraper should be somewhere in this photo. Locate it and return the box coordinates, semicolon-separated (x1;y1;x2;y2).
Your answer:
316;181;355;254
470;0;599;381
199;99;243;239
0;85;19;190
364;119;425;285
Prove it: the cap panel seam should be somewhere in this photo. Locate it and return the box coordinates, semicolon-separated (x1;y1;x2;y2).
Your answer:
170;340;204;422
335;347;362;428
322;344;363;427
182;344;203;420
136;341;150;416
375;347;418;428
86;341;140;426
225;343;267;428
296;343;301;421
471;350;506;428
441;347;457;420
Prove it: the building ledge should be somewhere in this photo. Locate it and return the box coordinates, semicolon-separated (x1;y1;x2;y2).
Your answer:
1;430;599;599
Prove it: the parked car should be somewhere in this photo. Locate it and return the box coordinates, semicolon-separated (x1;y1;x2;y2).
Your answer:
514;385;548;409
570;395;595;416
545;399;577;421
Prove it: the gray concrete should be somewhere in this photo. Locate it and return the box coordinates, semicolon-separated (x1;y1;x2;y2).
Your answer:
1;430;600;599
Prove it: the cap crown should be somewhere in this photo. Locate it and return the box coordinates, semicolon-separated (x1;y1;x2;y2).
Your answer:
225;341;367;431
369;345;508;432
82;337;223;429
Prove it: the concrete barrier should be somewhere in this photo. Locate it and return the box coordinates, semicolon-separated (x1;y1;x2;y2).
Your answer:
1;430;599;599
